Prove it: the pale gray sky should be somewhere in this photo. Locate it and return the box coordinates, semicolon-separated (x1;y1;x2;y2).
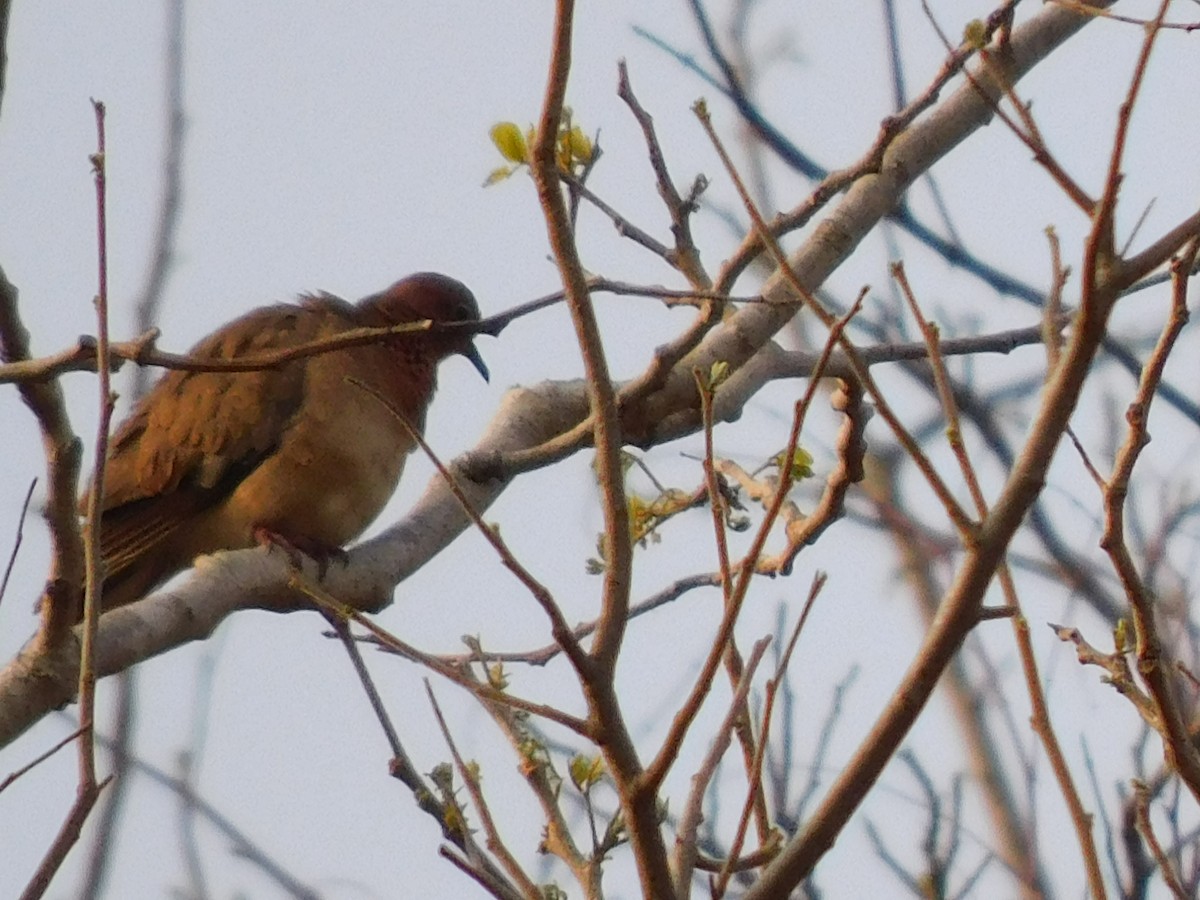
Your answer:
3;2;1199;897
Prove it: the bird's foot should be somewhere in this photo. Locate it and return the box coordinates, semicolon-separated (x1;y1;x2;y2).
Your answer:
253;526;349;579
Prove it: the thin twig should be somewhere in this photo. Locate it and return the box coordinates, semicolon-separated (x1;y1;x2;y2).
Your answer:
425;682;541;899
430;572;721;667
90;713;321;898
0;725;87;795
921;5;1096;215
743;4;1132;892
694;102;977;541
616;60;709;286
1049;0;1200;31
347;376;591;677
672;636;771;898
730;302;869;576
456;651;599;896
675;0;1200;434
18;775;113;900
531;8;669;895
642;295;862;799
326;612;406;762
78;95;114;795
1132;781;1189;899
84;6;187;889
0;477;36;609
693;365;770;842
1102;239;1200;800
307;588;530;898
713;573;827;898
26;101;116;900
897;218;1106;900
295;575;589;736
534;9;634;679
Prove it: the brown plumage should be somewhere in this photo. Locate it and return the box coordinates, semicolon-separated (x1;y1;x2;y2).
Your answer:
83;272;487;615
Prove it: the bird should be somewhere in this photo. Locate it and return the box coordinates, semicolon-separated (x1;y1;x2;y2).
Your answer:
79;272;488;616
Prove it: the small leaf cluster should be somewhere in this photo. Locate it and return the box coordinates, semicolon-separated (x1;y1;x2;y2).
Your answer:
486;110;596;186
773;447;815;481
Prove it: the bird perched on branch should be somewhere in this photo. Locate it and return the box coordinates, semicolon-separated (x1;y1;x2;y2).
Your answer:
79;272;488;616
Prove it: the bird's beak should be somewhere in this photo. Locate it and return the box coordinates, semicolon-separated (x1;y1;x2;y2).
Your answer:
461;342;489;382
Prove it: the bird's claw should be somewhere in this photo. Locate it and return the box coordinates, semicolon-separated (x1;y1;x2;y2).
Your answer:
253;526;349;579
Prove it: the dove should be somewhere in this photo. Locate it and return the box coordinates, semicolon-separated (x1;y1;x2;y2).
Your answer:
81;272;487;615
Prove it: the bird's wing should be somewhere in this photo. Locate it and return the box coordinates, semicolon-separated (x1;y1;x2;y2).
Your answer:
95;298;354;577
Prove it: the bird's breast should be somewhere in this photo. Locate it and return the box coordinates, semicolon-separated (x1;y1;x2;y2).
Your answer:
214;346;426;547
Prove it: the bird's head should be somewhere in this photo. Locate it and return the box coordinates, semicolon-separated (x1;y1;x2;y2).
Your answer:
367;272;489;381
